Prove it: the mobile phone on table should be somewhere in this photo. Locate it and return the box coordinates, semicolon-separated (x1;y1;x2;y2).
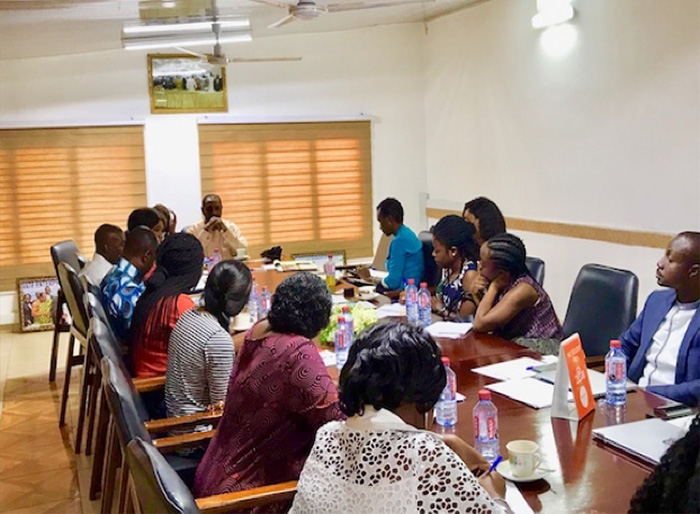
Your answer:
652;404;696;420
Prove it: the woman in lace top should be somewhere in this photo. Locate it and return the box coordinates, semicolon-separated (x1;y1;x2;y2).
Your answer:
431;215;481;320
471;233;563;340
289;322;510;514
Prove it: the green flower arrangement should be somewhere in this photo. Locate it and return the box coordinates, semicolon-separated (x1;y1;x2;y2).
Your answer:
319;303;378;347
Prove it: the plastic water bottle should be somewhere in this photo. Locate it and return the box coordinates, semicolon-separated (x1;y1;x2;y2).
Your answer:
473;389;499;463
247;278;259;323
418;282;432;327
405;279;418;325
605;339;627;406
324;255;336;288
436;357;458;427
335;316;349;369
211;248;222;268
258;286;272;318
341;306;354;343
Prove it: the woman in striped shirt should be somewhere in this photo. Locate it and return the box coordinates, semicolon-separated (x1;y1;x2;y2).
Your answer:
165;260;252;423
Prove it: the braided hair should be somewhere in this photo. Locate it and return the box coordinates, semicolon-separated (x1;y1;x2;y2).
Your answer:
130;233;204;349
203;260;252;329
485;233;528;278
432;215;480;263
629;414;700;513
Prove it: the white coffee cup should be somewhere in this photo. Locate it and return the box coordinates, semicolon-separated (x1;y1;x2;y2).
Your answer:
506;440;541;478
236;248;247;259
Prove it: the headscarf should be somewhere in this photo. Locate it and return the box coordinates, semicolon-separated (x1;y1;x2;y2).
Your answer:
130;233;204;350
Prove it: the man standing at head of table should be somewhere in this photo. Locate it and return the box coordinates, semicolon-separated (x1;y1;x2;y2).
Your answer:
187;194;248;260
620;231;700;407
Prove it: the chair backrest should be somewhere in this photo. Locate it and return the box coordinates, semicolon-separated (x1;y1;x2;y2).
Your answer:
50;240;83;276
418;230;440;288
57;262;89;337
101;357;151;447
525;256;545;286
126;437;200;514
562;264;639;357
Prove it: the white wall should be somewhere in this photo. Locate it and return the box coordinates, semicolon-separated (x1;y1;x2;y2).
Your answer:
424;0;700;315
0;23;427;323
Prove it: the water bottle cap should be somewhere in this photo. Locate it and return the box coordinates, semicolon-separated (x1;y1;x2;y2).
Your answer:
610;339;621;348
341;306;350;313
328;254;333;259
262;286;268;292
408;279;415;284
478;389;491;401
338;316;346;322
441;356;450;366
420;282;428;288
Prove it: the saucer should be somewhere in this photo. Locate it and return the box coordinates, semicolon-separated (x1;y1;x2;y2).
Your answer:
496;461;551;483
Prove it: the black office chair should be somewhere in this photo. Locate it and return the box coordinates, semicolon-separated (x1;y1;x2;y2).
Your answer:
418;230;440;288
56;262;89;429
562;264;639;358
525;256;545;286
49;240;83;382
127;437;298;514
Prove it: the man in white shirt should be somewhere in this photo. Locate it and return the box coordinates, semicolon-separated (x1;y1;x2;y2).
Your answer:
187;194;247;260
79;224;124;287
620;232;700;406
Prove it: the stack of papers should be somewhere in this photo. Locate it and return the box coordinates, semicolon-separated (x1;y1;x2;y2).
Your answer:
319;349;337;368
425;321;473;339
376;303;406;319
592;418;687;465
485;377;572;409
472;356;557;381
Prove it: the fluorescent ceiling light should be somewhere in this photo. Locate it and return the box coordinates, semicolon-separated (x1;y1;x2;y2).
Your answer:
532;1;574;29
123;19;250;34
123;33;252;51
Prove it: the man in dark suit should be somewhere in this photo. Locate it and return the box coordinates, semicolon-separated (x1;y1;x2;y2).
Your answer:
620;232;700;406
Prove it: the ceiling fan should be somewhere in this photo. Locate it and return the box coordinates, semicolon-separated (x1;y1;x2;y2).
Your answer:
250;0;435;29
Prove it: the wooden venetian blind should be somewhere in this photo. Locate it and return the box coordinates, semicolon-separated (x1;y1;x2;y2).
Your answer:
0;126;147;290
198;121;373;259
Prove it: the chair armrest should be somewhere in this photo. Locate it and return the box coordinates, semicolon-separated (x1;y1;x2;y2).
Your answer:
145;409;223;434
195;481;298;514
133;375;166;393
152;430;215;453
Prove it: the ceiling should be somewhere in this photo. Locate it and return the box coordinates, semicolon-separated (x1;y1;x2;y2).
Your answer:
0;0;485;60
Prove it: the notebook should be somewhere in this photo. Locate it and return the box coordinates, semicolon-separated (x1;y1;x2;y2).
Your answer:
592;418;687;465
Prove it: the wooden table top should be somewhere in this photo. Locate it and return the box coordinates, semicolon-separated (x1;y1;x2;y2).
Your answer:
436;331;669;514
248;269;667;512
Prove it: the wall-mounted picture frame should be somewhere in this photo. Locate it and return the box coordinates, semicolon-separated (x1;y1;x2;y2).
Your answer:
17;276;61;332
148;54;228;114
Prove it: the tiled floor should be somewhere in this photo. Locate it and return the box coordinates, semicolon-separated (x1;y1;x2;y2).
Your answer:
0;327;102;513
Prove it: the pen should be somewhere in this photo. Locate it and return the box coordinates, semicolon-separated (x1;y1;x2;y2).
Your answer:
486;455;503;476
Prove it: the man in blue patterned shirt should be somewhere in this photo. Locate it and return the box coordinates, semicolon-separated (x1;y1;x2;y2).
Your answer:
101;227;158;341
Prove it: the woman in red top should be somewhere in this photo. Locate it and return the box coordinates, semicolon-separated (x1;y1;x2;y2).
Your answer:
193;272;344;513
129;233;204;378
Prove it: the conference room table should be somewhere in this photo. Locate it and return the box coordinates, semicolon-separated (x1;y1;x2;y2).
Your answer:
247;268;668;513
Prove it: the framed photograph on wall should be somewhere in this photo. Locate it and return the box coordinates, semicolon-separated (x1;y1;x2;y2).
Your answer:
148;54;228;114
17;277;62;332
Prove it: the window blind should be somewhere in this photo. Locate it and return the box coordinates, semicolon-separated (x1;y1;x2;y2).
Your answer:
198;121;373;260
0;126;147;291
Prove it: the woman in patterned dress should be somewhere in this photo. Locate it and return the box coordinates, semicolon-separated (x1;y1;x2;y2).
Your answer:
431;215;481;320
289;322;510;514
193;272;344;513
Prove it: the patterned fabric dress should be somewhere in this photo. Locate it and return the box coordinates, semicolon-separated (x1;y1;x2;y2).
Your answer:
493;274;564;341
436;260;477;318
289;407;504;514
193;327;344;513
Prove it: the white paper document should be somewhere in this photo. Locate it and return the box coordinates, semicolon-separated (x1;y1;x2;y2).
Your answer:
473;357;551;381
376;303;406;319
425;321;473;339
369;269;389;280
319;350;337;368
536;368;636;399
505;482;535;514
592;418;687;465
485;377;572;409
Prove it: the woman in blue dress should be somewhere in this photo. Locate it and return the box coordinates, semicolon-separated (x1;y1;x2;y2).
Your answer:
431;215;481;320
